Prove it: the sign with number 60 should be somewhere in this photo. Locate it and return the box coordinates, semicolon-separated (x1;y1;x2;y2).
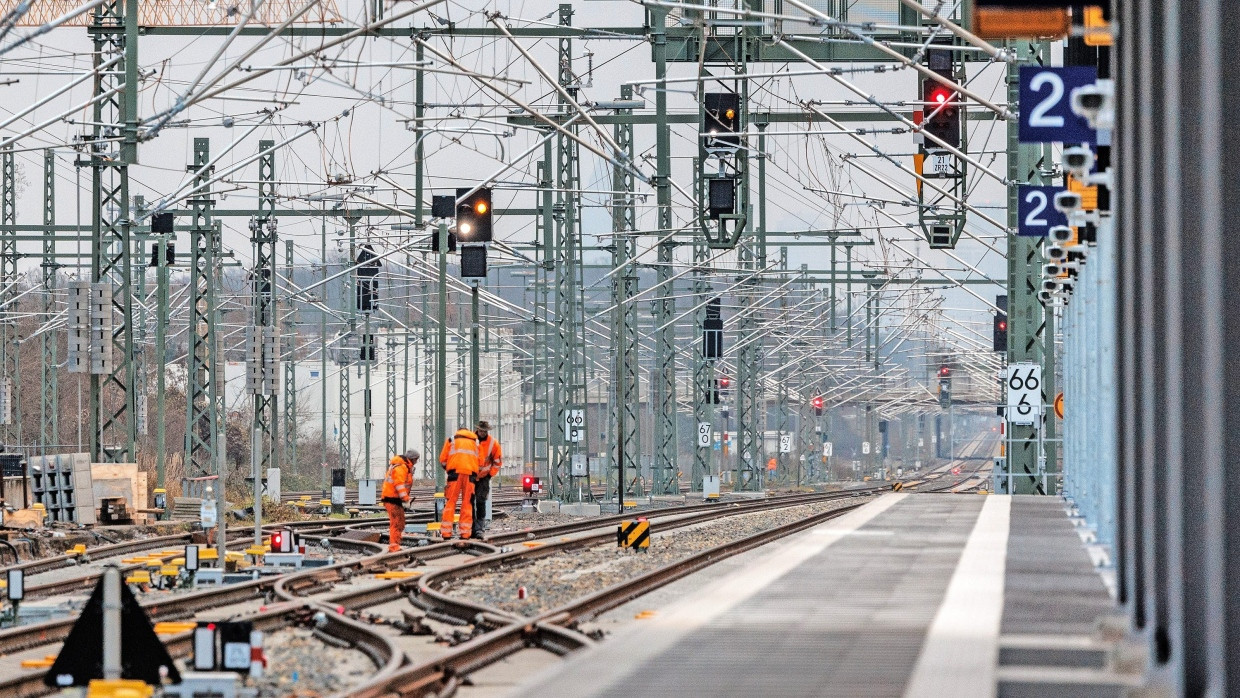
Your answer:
1006;363;1042;426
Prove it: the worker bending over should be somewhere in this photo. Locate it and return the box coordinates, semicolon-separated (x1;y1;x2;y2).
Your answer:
471;420;503;536
381;450;418;552
439;427;480;539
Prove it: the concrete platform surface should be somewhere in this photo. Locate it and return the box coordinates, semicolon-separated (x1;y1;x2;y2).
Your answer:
512;493;1118;698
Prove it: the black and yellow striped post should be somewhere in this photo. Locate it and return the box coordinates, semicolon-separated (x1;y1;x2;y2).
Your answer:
617;519;650;551
892;482;904;492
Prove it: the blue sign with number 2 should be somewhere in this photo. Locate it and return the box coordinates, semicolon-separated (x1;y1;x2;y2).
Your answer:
1017;186;1069;237
1018;66;1097;145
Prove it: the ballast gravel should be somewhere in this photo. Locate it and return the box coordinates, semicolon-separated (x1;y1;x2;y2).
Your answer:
250;627;373;697
450;496;870;616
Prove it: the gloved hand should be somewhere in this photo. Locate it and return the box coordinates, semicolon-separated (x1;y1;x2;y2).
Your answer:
404;499;415;511
469;473;478;484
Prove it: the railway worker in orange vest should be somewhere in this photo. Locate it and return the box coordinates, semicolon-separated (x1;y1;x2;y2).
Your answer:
439;427;481;539
381;450;418;552
471;420;504;537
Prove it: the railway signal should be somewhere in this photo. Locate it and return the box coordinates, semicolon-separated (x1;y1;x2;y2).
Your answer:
994;295;1009;352
702;297;723;359
703;92;741;148
455;187;492;242
922;49;960;149
813;396;824;416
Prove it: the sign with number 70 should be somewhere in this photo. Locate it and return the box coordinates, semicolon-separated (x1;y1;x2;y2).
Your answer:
1006;363;1042;426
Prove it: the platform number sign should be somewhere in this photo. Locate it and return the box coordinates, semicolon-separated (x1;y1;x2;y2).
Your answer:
565;409;584;443
1006;363;1043;426
698;422;712;449
779;434;792;453
1017;185;1069;237
1018;66;1098;145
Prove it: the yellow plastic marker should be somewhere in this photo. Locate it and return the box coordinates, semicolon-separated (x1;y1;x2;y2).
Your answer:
300;495;312;501
85;678;154;698
375;571;422;580
67;544;88;556
635;610;657;620
20;656;56;669
153;622;196;635
125;571;151;585
198;548;218;561
245;546;266;557
426;522;441;531
159;565;180;577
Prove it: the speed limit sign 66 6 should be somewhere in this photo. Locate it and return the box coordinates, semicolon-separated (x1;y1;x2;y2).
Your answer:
1006;363;1042;426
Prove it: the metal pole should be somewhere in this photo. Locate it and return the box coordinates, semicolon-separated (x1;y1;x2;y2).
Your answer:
252;425;262;545
155;233;168;515
320;214;328;490
651;6;678;495
215;432;225;561
435;221;447;491
471;283;480;425
101;566;121;680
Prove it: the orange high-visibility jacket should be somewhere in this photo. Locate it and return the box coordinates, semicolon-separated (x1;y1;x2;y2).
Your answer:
382;455;414;501
478;436;503;478
440;429;480;474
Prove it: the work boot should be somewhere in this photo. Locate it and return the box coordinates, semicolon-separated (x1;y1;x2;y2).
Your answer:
387;544;401;553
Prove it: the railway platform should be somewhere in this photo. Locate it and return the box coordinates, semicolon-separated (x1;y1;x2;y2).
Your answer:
515;493;1125;698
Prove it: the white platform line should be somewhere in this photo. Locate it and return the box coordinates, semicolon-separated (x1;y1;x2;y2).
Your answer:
903;494;1013;698
515;493;907;697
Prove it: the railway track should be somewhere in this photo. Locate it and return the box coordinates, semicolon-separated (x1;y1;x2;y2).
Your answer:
350;498;874;697
346;452;998;696
0;488;888;696
0;462;990;697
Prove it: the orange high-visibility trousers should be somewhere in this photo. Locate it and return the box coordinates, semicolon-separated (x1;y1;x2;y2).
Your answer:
384;501;406;552
442;473;475;538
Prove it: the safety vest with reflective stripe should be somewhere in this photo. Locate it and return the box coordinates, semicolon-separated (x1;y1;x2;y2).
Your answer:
382;456;413;501
439;429;480;474
477;436;503;478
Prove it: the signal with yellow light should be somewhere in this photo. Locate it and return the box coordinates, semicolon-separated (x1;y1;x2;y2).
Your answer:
703;92;741;148
455;187;493;242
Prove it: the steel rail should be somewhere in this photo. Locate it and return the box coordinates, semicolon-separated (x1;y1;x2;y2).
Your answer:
350;500;873;697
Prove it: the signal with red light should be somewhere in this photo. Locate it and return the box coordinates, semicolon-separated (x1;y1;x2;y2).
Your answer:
812;396;824;417
994;294;1008;352
921;48;960;149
